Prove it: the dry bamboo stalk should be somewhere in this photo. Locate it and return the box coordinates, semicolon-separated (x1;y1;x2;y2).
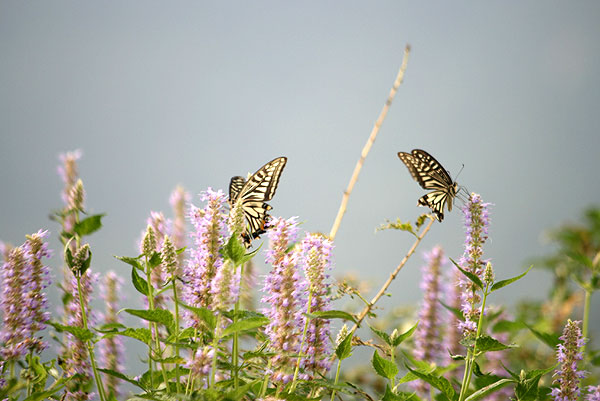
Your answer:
329;44;411;240
351;216;434;331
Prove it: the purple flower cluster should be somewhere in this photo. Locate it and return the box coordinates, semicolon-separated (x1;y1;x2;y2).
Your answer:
413;246;446;363
0;230;51;359
261;217;304;383
457;193;491;337
57;150;83;236
444;267;463;364
98;271;125;399
182;189;229;324
411;246;446;396
551;319;587;401
299;233;334;376
186;346;214;385
170;185;190;254
586;386;600;401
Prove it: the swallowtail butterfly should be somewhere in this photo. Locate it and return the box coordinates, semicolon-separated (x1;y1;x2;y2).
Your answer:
398;149;458;222
229;157;287;245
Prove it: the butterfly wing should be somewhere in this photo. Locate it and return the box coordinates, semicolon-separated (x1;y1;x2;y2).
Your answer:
398;149;457;221
230;157;287;245
229;176;246;202
418;191;451;222
398;149;454;190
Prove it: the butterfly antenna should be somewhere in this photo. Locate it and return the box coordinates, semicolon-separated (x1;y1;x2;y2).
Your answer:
454;163;465;182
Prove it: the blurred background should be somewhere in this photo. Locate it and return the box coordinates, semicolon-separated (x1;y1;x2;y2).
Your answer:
1;0;599;374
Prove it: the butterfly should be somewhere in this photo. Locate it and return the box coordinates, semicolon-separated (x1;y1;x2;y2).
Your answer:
229;157;287;246
397;149;458;222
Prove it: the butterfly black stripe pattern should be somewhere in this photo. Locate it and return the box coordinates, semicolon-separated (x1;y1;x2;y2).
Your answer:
229;157;287;245
398;149;457;222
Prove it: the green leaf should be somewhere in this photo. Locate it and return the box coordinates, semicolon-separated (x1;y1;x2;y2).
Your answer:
222;317;269;337
124;308;175;330
370;326;392;346
307;310;357;323
476;335;516;352
335;331;353;360
464;378;514;401
382;385;419;401
371;350;398;380
450;258;483;290
525;325;560;349
116;255;143;270
130;266;149;296
80;247;92;276
439;300;464;321
178;303;216;331
23;377;69;401
48;322;94;342
376;218;415;236
97;368;146;390
74;214;105;237
393;321;419;347
513;365;556;401
404;365;456;401
65;247;74;270
222;234;248;266
492;319;527;333
566;251;593;268
150;355;185;364
148;251;162;269
396;371;419;384
490;265;532;293
97;322;127;332
117;328;152;344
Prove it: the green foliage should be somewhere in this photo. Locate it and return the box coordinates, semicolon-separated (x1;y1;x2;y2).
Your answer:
490;265;532;293
372;350;398;381
74;214;105;237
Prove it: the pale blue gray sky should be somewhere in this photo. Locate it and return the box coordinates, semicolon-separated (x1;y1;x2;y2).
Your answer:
1;2;599;349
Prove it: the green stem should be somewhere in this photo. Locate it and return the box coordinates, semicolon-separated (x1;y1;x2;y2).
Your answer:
290;289;313;392
329;359;342;401
458;284;490;401
582;288;591;355
145;256;169;392
76;276;107;401
232;263;243;390
260;359;274;398
172;276;181;394
210;315;222;387
185;328;198;395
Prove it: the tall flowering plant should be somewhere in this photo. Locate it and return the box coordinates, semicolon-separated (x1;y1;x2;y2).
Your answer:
298;233;334;378
411;246;446;397
261;217;304;384
1;151;599;401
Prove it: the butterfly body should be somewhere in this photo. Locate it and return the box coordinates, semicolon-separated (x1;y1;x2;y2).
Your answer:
229;157;287;245
398;149;457;222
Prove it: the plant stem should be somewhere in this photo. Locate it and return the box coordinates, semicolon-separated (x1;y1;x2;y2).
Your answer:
76;276;107;401
172;275;181;394
351;216;434;331
458;283;489;401
582;287;591;355
290;290;313;392
329;44;411;240
329;359;342;401
210;314;222;387
232;263;243;390
145;256;169;392
259;359;273;398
